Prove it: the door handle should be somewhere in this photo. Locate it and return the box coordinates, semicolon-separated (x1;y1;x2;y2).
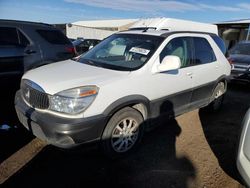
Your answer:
215;65;219;69
186;72;193;76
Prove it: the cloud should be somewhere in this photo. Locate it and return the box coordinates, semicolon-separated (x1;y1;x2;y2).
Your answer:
34;5;71;12
65;0;201;12
65;0;245;13
199;4;242;12
238;3;250;10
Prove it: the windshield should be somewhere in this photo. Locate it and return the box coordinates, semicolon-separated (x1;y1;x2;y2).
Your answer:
230;43;250;55
77;34;164;71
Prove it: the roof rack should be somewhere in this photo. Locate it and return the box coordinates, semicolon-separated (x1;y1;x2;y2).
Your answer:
130;18;218;35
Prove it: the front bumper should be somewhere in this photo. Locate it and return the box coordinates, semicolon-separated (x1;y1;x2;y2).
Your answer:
15;91;108;148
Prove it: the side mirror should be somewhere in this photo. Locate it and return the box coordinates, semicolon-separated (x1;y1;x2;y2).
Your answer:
157;55;181;72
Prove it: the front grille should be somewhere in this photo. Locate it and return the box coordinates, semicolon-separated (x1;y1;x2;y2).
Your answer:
21;80;49;109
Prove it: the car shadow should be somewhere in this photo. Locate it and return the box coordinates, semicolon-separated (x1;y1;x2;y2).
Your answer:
2;101;196;188
199;83;250;183
0;76;34;163
0;76;20;126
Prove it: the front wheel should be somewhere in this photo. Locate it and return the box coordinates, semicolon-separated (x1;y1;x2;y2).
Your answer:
100;107;144;158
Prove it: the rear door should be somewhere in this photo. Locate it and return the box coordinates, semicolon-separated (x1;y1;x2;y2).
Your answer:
0;27;24;78
19;28;42;72
0;26;35;89
189;36;221;108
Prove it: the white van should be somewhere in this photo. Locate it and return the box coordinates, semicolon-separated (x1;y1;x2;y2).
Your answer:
15;18;231;157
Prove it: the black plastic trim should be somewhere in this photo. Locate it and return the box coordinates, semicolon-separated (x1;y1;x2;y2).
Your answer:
103;95;150;118
14;75;228;148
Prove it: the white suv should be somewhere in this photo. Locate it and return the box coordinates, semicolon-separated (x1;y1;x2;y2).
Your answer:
15;18;231;157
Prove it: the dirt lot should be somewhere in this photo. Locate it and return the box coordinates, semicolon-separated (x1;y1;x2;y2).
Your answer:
0;83;249;188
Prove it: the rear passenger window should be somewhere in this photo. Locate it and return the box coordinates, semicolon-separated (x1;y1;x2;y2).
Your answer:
37;29;71;45
160;37;193;68
18;30;30;46
211;35;226;55
160;36;217;68
0;27;19;46
193;37;216;64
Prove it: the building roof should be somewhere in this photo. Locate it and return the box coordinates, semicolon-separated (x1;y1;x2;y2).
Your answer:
216;19;250;25
72;19;138;28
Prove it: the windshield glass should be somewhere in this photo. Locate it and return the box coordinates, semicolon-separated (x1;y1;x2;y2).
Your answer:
77;34;164;71
230;43;250;55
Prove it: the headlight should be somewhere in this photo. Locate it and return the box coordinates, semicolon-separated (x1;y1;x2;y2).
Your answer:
49;86;99;114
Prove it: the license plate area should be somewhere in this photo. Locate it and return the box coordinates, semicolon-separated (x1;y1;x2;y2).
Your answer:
16;109;48;142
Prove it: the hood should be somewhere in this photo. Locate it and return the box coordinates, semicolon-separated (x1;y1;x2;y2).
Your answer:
23;60;130;94
229;54;250;65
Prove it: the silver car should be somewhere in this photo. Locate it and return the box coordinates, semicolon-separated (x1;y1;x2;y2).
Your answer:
237;108;250;186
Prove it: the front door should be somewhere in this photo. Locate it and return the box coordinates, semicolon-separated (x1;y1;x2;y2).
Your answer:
149;36;195;118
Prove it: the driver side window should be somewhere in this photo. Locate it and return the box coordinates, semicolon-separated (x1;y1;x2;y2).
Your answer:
160;37;192;68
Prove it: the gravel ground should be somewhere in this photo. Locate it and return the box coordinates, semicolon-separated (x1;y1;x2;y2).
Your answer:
0;83;249;188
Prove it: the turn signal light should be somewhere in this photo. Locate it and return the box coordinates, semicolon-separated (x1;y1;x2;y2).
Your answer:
79;90;97;97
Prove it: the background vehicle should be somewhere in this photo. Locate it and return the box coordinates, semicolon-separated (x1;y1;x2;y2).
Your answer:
15;18;231;158
69;38;76;42
0;19;76;128
228;41;250;83
0;19;76;77
237;108;250;187
73;38;101;55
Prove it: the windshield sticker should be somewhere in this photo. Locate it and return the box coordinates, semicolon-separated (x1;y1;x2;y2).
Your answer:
129;47;150;55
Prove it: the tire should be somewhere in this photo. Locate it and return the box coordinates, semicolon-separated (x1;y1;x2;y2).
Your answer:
100;107;144;158
207;82;225;112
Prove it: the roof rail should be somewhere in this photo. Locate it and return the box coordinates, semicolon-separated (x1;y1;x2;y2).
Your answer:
160;31;217;37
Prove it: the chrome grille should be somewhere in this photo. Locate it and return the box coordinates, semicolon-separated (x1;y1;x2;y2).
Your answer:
21;80;49;109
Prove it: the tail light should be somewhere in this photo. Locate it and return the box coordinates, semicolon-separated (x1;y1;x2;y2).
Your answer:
227;58;233;64
227;57;234;68
66;47;77;56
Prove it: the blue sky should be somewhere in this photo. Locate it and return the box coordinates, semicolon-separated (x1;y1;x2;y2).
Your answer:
1;0;250;24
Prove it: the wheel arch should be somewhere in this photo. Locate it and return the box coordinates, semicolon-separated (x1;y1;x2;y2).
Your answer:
215;75;228;93
102;95;151;121
209;75;228;103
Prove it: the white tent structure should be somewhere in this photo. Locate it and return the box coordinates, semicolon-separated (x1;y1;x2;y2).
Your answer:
66;19;138;40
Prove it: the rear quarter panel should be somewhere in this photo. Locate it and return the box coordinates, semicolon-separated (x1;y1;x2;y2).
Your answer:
208;35;231;77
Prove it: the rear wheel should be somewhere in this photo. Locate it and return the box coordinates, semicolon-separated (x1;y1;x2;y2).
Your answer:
100;107;144;158
207;82;225;112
